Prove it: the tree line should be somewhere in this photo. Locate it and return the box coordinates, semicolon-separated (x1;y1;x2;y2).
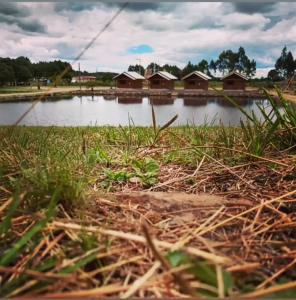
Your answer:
0;46;295;87
129;47;257;79
129;46;296;82
0;56;73;86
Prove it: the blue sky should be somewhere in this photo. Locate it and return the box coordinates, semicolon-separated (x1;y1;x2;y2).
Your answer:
127;44;154;55
0;2;295;77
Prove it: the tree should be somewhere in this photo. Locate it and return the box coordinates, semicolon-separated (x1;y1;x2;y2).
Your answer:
162;64;181;78
147;62;162;73
267;69;282;82
14;65;33;83
275;46;295;79
213;47;256;78
181;61;196;77
209;60;217;76
196;59;210;75
128;64;145;75
0;63;15;86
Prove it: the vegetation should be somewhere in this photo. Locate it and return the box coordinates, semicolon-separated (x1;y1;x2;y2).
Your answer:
128;46;257;79
0;91;296;297
268;46;296;82
0;57;73;86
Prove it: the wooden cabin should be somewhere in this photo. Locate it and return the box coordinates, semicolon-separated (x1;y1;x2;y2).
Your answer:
113;71;145;89
182;71;211;90
222;71;247;91
148;71;177;90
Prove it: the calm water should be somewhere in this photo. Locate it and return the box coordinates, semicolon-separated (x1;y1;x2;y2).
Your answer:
0;96;274;127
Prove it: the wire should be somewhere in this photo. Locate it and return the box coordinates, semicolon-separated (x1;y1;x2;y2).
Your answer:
13;2;128;126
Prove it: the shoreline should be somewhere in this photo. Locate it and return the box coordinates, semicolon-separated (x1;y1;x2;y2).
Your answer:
0;86;267;102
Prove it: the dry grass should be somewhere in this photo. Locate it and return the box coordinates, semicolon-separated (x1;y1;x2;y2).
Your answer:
1;147;295;297
1;92;296;297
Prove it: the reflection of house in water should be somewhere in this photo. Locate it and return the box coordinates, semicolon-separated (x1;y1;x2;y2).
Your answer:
216;98;251;107
149;96;174;105
103;95;117;101
183;97;208;106
117;96;143;104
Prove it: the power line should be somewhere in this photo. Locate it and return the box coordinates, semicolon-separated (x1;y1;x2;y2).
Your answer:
13;2;128;126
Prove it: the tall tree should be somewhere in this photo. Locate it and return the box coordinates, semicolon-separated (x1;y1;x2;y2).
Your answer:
267;69;282;82
196;59;210;75
275;46;295;79
181;61;197;77
146;62;162;73
128;64;145;75
213;47;256;77
162;64;181;78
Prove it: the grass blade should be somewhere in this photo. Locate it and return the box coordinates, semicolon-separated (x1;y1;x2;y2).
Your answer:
151;104;157;135
0;191;59;267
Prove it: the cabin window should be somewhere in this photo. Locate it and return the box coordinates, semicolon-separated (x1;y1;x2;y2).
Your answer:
188;80;195;86
119;80;126;85
153;80;160;85
227;80;234;85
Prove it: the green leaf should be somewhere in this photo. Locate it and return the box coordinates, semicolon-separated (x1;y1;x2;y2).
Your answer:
159;114;178;133
151;104;157;135
167;251;189;268
189;261;217;287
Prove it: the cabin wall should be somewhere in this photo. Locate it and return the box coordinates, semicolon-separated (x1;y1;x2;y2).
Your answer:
115;75;143;89
149;74;175;89
183;75;209;90
222;74;246;90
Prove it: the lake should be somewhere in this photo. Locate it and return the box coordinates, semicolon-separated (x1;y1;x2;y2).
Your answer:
0;95;274;127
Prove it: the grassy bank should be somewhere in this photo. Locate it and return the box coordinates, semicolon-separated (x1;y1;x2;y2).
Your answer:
0;91;296;298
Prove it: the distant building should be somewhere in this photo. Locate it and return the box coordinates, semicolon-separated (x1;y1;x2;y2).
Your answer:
222;71;247;91
182;71;211;90
113;71;145;89
71;76;96;83
148;71;177;90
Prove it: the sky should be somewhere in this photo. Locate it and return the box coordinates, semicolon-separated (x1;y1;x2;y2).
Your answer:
0;2;296;77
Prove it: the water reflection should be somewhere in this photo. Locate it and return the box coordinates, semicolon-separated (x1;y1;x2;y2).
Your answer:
215;98;251;107
103;95;117;101
0;95;279;127
183;97;208;106
118;96;142;104
149;96;174;105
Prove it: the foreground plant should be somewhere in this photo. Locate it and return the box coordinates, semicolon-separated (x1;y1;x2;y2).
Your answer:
0;91;295;297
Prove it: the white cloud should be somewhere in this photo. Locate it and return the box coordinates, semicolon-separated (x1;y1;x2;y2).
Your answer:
0;2;295;77
220;13;270;29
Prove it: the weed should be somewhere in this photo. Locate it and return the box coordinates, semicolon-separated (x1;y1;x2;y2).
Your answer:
132;159;160;187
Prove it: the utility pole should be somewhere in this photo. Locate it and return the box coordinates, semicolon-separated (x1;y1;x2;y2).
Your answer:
78;62;81;91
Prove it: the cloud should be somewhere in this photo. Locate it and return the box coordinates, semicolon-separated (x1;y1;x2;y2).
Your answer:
0;2;295;79
0;2;30;17
220;13;270;30
0;14;46;33
232;3;276;14
54;2;164;13
54;3;97;13
0;2;46;33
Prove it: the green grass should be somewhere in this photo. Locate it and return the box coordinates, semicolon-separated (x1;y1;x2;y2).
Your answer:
0;87;40;94
0;90;295;297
